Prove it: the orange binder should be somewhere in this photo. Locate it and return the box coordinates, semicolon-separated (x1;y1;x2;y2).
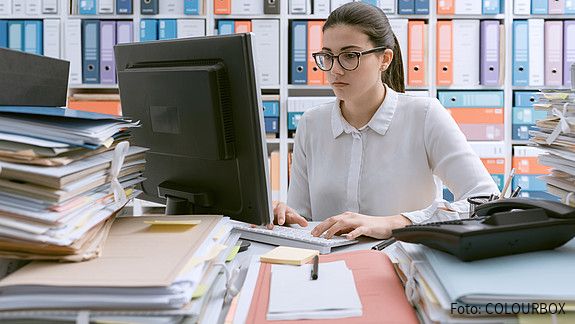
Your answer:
447;108;504;124
436;20;453;86
245;250;419;324
214;0;231;15
234;20;252;33
481;158;505;174
308;20;324;85
513;157;551;174
437;0;454;14
408;20;426;86
270;150;280;199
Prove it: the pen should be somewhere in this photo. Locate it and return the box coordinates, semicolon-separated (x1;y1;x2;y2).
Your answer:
311;255;319;280
499;168;516;199
511;186;522;198
371;237;396;251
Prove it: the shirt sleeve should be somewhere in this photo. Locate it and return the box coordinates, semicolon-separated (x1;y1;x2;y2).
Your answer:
401;98;500;224
287;113;312;220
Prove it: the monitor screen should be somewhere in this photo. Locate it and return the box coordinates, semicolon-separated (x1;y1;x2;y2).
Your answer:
115;33;272;225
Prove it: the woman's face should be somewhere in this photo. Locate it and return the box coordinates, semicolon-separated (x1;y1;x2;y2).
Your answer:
321;24;385;102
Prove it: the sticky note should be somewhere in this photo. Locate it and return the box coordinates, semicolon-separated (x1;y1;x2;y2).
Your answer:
260;246;319;266
144;220;201;226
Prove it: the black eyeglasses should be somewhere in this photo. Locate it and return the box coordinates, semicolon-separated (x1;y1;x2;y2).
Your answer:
312;46;387;72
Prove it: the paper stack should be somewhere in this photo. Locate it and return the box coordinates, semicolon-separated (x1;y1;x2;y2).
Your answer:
393;241;575;323
0;106;146;261
0;215;241;324
528;90;575;205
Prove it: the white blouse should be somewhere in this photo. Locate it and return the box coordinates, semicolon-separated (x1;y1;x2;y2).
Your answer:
286;84;499;224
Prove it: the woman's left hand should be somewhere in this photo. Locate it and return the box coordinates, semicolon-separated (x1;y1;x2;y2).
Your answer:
310;212;412;240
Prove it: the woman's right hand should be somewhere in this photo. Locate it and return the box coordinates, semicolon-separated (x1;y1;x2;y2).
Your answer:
269;201;309;229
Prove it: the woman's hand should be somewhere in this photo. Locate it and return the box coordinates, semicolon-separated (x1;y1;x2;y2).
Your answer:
268;201;309;229
310;212;412;240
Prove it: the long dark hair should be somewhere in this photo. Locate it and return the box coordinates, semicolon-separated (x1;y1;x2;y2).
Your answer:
323;2;405;93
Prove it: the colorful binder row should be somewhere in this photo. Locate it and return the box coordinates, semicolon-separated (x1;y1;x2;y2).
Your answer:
512;146;558;200
0;0;58;14
437;0;503;15
436;20;504;87
70;0;203;15
512;91;548;140
0;20;43;55
438;91;504;141
216;19;280;86
215;0;279;15
513;20;575;88
514;0;575;15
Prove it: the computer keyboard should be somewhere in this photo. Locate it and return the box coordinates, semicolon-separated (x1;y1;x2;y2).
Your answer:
231;222;358;254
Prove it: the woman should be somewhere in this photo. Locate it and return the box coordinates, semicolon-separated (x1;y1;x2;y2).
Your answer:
273;2;499;240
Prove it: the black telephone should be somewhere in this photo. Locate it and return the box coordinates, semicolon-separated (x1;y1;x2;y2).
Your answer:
391;198;575;261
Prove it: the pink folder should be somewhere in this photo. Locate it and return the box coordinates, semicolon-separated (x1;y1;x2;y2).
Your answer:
246;250;419;324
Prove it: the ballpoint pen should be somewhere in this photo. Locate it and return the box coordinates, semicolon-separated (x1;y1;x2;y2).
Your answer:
371;237;396;251
311;255;319;280
511;186;522;198
499;168;516;199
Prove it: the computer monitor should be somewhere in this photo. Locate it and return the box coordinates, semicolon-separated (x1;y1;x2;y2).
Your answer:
115;33;272;225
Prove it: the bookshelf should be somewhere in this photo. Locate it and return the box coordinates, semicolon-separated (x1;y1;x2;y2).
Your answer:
2;0;574;202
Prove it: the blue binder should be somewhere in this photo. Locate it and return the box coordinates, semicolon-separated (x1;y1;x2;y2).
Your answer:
0;20;7;48
566;0;575;13
116;0;133;14
290;20;307;85
518;191;559;201
360;0;378;6
159;19;177;40
398;0;415;14
264;117;279;134
24;20;43;55
415;0;429;14
263;101;280;117
7;20;24;52
482;0;500;14
79;0;97;15
140;19;158;42
82;20;100;84
531;0;548;14
512;20;529;86
437;91;504;108
513;175;547;191
184;0;200;15
217;20;234;35
514;91;538;107
512;124;531;140
512;107;547;124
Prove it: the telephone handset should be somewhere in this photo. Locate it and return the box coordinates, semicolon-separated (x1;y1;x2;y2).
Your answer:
392;198;575;261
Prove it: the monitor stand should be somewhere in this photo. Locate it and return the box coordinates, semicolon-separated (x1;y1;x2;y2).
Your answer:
158;181;213;215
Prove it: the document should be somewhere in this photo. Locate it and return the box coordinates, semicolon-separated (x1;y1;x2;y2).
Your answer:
267;260;362;320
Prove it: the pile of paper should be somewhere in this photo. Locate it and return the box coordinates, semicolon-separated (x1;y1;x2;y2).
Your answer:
0;215;240;324
392;241;575;323
0;106;146;261
529;90;575;205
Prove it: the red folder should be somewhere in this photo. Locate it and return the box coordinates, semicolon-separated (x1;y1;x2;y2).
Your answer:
246;250;418;324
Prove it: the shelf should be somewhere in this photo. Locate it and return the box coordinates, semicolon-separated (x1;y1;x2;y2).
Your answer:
436;85;504;90
266;138;280;144
437;14;505;19
69;84;119;89
512;140;531;145
287;139;295;144
67;14;136;19
512;86;573;91
0;15;60;19
134;14;207;19
287;85;331;90
512;14;575;19
215;15;280;19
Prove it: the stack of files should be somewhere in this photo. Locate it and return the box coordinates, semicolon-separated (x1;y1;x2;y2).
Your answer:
393;240;575;323
438;91;504;141
529;90;575;204
287;96;336;135
436;20;503;87
512;146;557;201
513;20;575;88
514;0;575;15
437;0;502;14
0;106;145;261
0;215;241;324
443;142;505;201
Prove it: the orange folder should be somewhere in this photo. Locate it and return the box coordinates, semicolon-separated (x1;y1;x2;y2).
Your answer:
447;108;504;124
481;158;505;174
214;0;231;15
407;20;426;86
235;20;252;33
436;20;453;86
513;157;551;174
245;250;419;324
308;20;324;86
437;0;454;14
68;99;121;116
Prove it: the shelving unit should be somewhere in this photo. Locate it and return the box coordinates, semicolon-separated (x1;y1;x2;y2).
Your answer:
3;0;573;202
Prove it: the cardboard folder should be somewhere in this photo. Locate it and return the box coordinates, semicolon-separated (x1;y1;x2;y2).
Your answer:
245;250;418;324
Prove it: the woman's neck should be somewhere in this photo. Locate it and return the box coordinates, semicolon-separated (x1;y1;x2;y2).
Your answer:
340;83;386;130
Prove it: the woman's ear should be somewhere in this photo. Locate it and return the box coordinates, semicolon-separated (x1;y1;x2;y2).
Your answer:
380;49;394;71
